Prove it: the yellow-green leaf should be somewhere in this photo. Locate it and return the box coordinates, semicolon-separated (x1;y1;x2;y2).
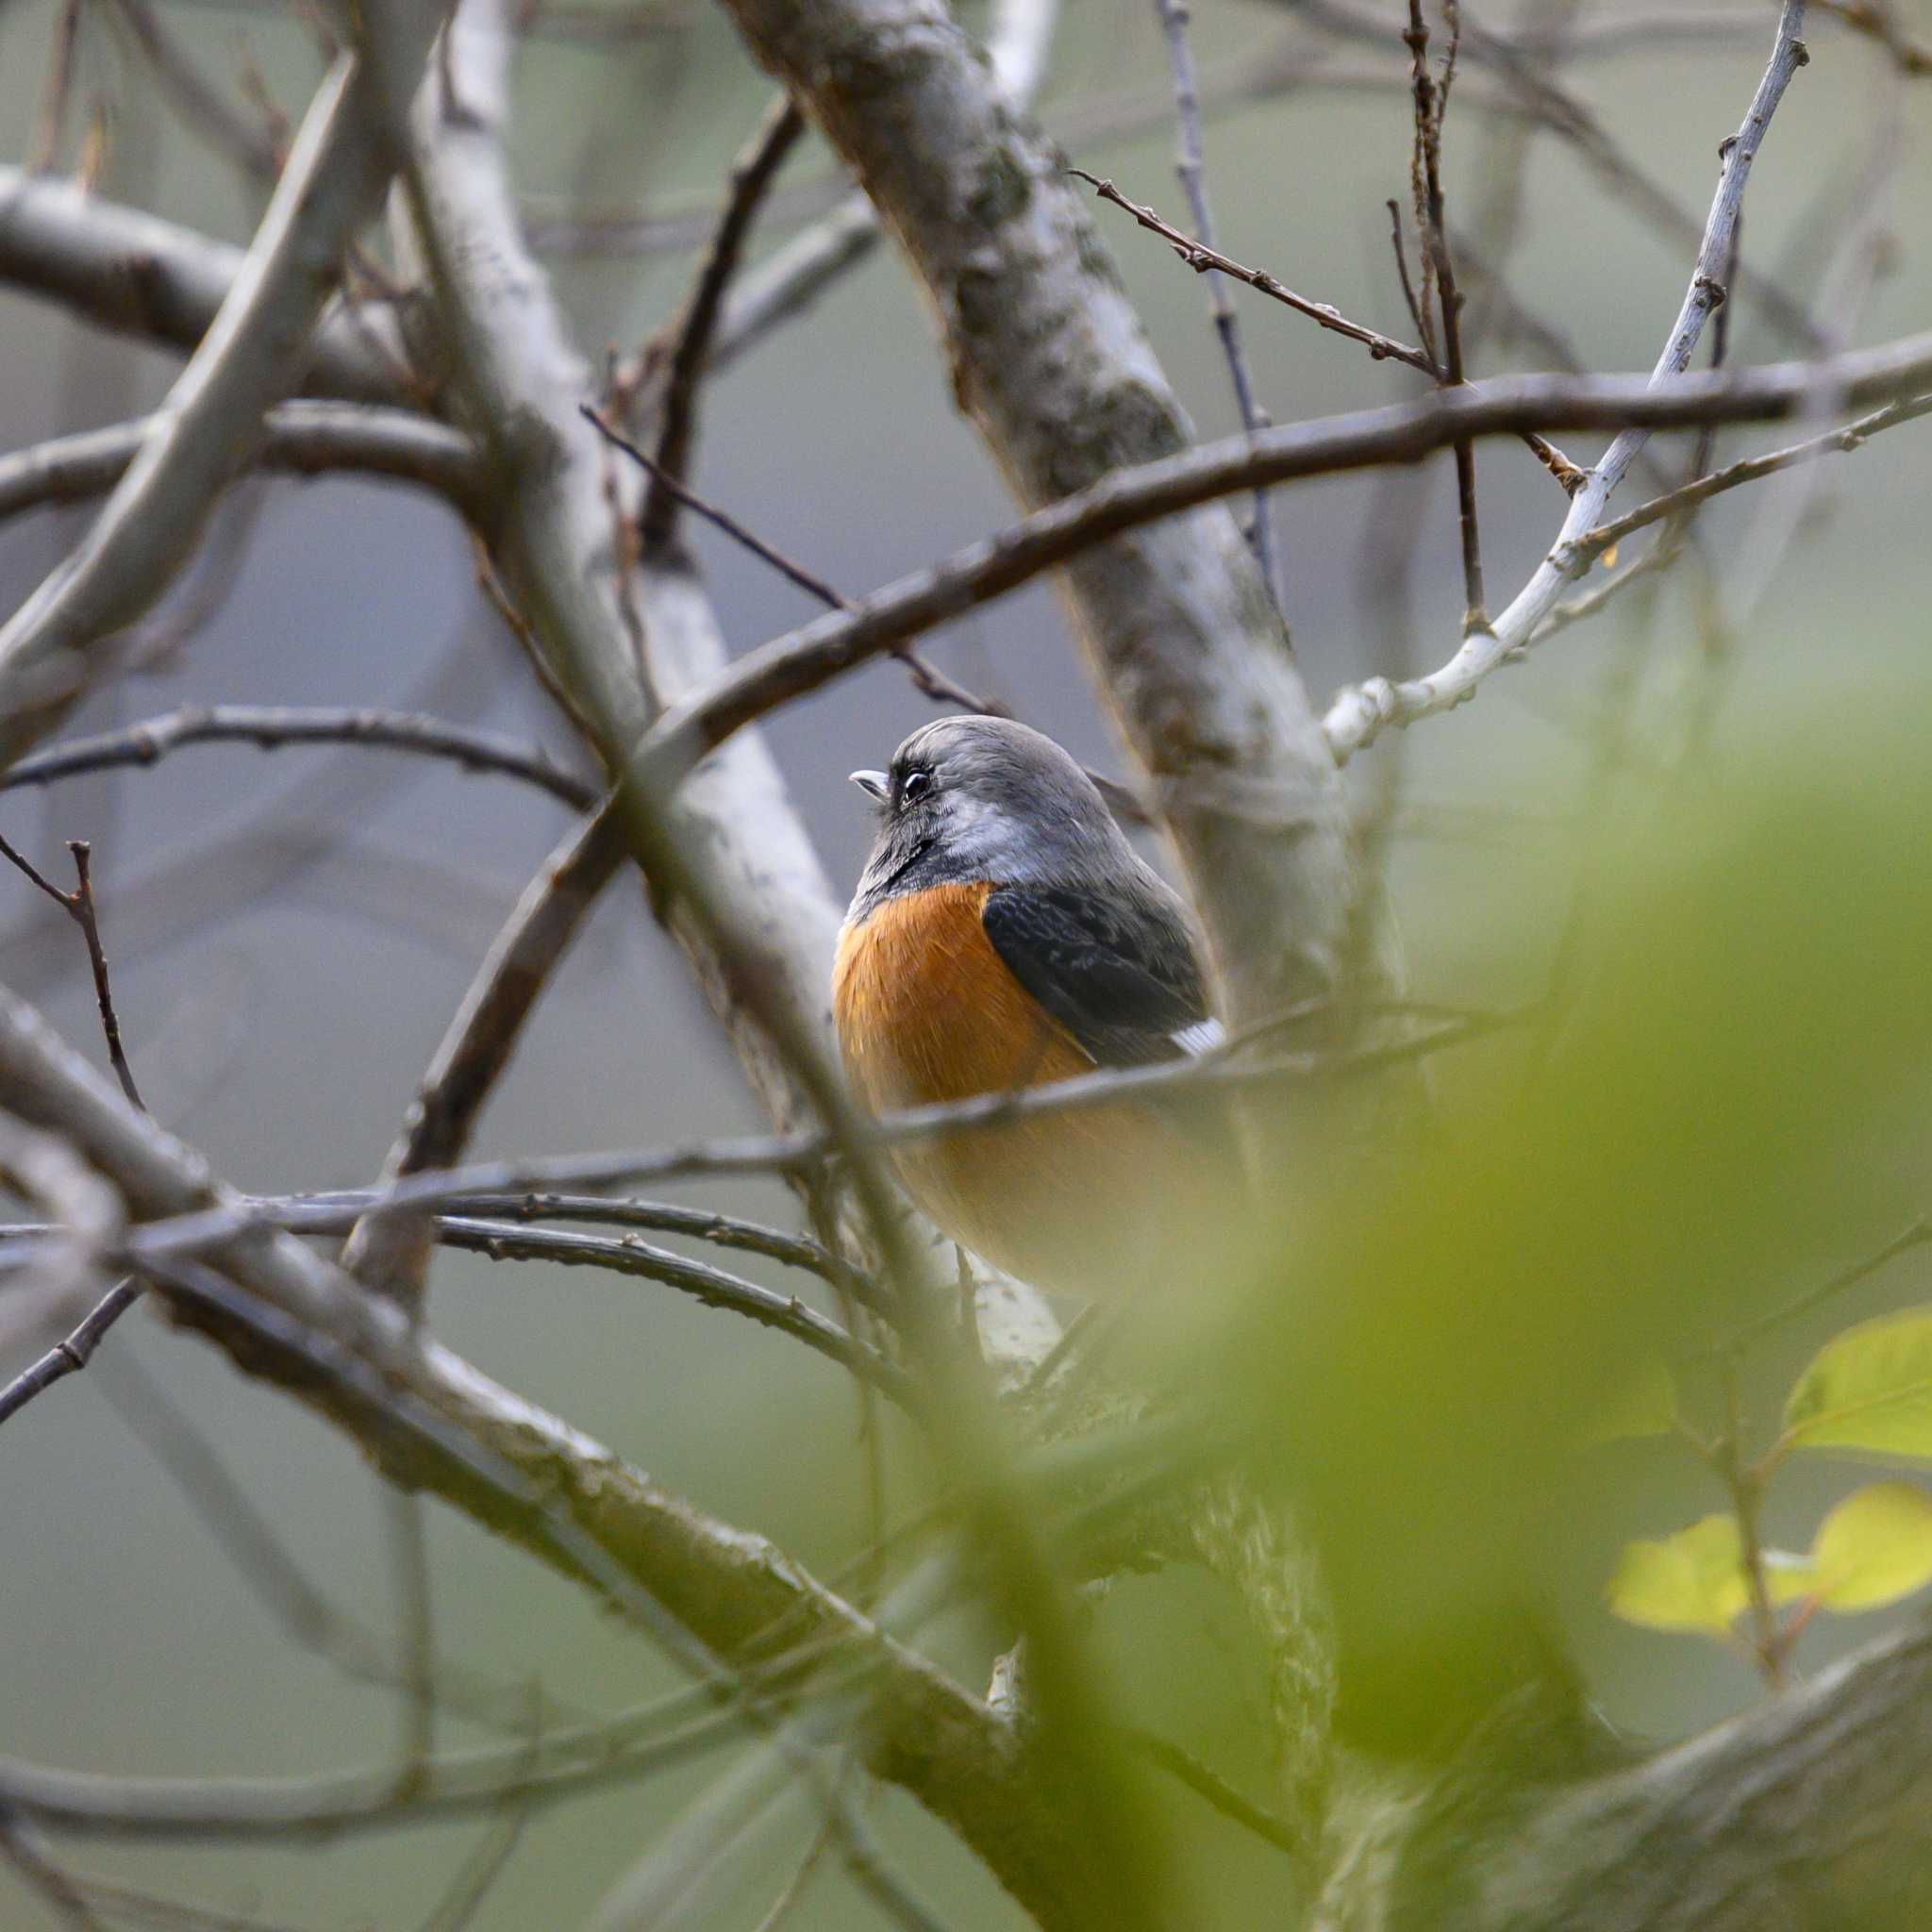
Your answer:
1607;1515;1752;1633
1783;1307;1932;1459
1807;1481;1932;1611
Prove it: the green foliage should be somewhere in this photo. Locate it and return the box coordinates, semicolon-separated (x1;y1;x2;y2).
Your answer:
1183;710;1932;1754
1607;1483;1932;1640
1785;1308;1932;1460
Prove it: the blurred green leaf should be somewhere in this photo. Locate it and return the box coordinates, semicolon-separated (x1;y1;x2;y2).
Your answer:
1784;1308;1932;1460
1607;1514;1751;1634
1807;1481;1932;1611
1607;1514;1813;1635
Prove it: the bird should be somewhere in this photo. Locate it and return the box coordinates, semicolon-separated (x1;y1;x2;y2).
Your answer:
831;714;1229;1299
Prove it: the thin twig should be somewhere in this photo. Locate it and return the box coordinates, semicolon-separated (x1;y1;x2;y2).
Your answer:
384;1489;438;1791
1069;169;1436;375
419;1218;916;1404
0;839;142;1107
1384;198;1434;360
1584;392;1932;555
28;0;86;175
1407;0;1489;632
1124;1728;1305;1857
1152;0;1286;616
106;0;282;180
0;1278;142;1427
417;1806;533;1932
90;1008;1518;1272
0;1810;104;1931
0;835;147;1426
638;94;805;548
1812;0;1932;75
429;1191;847;1282
1323;2;1817;758
91;1346;591;1738
582;406;1153;823
625;326;1932;789
1711;1218;1932;1357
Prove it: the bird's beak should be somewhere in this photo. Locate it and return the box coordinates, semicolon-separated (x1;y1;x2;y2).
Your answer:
849;770;889;802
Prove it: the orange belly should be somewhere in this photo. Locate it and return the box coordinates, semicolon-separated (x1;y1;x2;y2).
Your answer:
833;885;1197;1296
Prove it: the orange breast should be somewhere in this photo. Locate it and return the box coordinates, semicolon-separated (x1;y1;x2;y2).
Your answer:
832;882;1090;1112
833;886;1194;1296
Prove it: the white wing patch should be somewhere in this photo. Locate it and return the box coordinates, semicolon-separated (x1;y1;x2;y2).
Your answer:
1171;1018;1225;1058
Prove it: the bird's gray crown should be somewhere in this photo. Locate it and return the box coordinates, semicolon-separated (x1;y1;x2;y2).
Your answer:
845;714;1161;924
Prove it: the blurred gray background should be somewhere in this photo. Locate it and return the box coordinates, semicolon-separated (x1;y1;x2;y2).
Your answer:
1;0;1929;1924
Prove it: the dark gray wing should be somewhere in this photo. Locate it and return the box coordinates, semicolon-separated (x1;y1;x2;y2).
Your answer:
980;883;1211;1070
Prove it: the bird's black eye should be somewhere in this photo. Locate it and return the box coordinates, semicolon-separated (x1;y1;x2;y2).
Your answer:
899;768;932;807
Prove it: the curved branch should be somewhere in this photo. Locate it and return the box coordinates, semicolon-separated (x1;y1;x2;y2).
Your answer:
0;403;482;526
0;30;441;768
0;167;411;404
0;704;592;808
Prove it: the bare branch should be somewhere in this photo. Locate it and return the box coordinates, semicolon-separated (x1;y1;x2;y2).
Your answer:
701;0;1061;377
0;168;411;404
1812;0;1932;75
87;1010;1511;1271
637;94;805;548
1150;0;1286;614
631;325;1932;793
0;704;593;809
432;1217;918;1408
1583;391;1932;556
583;407;1151;822
1405;0;1490;633
0;403;483;526
0;29;441;767
339;806;625;1305
0;978;1098;1931
107;0;283;181
1323;2;1816;758
1069;169;1435;376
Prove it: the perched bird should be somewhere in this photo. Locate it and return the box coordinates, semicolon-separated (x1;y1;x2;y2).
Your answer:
832;715;1227;1299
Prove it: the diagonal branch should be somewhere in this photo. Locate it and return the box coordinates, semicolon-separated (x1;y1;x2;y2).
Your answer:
0;976;1117;1932
1322;1;1815;758
0;26;441;767
0;165;412;402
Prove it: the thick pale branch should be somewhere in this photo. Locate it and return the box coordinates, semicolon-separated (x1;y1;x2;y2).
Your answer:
0;166;411;403
0;31;440;766
714;0;1352;1025
1325;1605;1932;1930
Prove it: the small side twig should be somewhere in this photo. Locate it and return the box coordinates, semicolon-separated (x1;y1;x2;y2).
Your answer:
0;838;142;1107
1153;0;1288;618
637;94;805;550
1407;0;1490;633
1583;393;1932;556
28;0;86;175
0;836;147;1427
1069;169;1436;375
0;705;598;813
